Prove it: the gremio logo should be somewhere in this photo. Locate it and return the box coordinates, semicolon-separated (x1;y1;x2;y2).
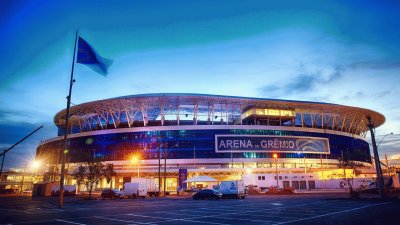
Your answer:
215;135;330;154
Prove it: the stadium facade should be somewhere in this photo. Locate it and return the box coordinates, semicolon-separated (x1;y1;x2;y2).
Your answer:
36;93;385;191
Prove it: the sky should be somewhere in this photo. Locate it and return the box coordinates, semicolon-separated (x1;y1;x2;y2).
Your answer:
0;0;399;169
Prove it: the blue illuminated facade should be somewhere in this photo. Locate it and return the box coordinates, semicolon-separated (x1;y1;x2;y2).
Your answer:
36;93;384;168
37;128;371;164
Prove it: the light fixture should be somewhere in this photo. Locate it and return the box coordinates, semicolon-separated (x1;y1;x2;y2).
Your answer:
31;160;41;169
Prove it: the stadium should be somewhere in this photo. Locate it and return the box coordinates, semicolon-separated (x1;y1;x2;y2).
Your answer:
36;93;385;192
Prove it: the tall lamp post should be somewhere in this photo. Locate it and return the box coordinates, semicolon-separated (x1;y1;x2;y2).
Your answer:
376;133;394;177
367;116;385;199
163;143;169;197
377;133;393;147
273;153;279;188
130;155;141;178
20;163;27;194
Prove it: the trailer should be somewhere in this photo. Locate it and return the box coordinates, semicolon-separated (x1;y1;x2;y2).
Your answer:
123;182;147;198
216;180;247;199
131;177;159;196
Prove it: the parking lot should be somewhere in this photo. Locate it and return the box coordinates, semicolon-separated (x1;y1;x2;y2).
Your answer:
0;194;399;225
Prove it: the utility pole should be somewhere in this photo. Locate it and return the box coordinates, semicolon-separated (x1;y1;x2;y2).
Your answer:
385;154;390;176
273;153;279;188
163;143;167;197
20;163;27;194
367;116;385;199
158;135;161;197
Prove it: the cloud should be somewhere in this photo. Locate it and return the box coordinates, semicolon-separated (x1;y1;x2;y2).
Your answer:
0;108;53;124
375;91;391;99
259;75;317;99
258;65;345;99
348;60;400;70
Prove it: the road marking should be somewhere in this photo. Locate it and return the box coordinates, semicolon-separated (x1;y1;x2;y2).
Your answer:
274;202;390;225
128;213;228;225
152;218;229;225
54;219;86;225
198;215;276;223
271;202;283;206
94;216;143;224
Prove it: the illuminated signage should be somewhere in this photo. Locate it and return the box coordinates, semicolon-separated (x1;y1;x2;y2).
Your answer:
178;169;188;189
215;135;330;154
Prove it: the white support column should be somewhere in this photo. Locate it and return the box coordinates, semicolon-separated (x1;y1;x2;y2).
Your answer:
125;110;131;128
109;110;117;129
225;103;229;125
354;119;363;134
347;115;356;133
220;104;223;124
194;102;198;125
341;114;347;132
207;104;211;124
141;104;147;127
311;113;314;128
161;104;165;126
177;98;180;126
240;104;243;125
86;117;93;131
211;103;215;125
332;114;336;130
300;112;304;127
77;119;83;132
97;115;103;129
321;112;325;128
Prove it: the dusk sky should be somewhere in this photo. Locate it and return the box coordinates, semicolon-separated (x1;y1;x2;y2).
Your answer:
0;0;399;169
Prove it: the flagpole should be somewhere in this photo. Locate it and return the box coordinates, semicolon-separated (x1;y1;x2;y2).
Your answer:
59;30;79;208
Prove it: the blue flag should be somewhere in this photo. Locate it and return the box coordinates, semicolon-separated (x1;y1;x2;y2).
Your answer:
77;37;112;76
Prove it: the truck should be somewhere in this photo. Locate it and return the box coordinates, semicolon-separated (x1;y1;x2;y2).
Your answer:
123;182;147;198
216;180;247;199
131;177;159;196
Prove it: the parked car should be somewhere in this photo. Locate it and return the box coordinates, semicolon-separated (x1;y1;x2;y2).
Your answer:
192;189;222;200
101;188;124;199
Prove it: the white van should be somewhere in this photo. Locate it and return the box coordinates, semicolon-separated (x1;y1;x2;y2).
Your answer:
131;177;158;196
123;182;147;198
216;180;247;199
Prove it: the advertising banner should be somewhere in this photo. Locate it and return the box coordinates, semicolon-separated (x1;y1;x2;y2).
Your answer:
215;135;330;154
178;169;188;189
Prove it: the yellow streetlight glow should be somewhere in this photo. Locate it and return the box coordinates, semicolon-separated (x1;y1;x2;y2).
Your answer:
130;155;139;164
31;160;41;169
272;153;279;188
130;154;141;178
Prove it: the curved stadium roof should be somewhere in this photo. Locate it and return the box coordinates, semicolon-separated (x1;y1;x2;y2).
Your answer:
54;93;385;136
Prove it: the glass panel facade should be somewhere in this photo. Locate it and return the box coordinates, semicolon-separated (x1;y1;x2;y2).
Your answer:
37;129;371;164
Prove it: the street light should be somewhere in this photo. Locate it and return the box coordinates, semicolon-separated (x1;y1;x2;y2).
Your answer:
130;155;141;178
31;160;42;170
377;132;393;147
273;153;279;188
30;159;42;185
376;132;395;176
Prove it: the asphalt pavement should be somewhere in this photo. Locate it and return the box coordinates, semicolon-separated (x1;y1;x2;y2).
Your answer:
0;193;399;225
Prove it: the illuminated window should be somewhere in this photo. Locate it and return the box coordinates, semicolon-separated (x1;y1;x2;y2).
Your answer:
242;108;295;118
